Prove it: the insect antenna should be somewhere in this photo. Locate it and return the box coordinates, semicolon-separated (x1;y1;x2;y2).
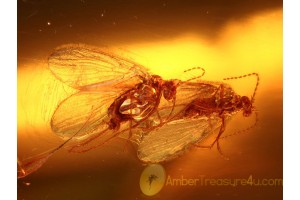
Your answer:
183;67;205;82
195;116;230;160
220;111;259;140
221;73;260;139
223;72;260;104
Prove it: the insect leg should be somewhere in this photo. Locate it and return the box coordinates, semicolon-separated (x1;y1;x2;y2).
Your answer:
208;83;225;102
195;115;229;160
220;111;259;140
18;107;97;178
163;95;177;123
121;119;136;152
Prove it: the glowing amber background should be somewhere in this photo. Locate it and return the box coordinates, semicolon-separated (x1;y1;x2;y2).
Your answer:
18;0;282;199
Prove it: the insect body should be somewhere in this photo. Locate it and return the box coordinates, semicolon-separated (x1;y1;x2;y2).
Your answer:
137;73;259;162
108;76;177;128
183;74;259;153
18;44;183;178
18;43;258;178
47;45;181;151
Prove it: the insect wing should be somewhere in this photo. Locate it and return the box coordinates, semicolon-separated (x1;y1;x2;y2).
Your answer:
68;100;179;153
51;90;119;140
67;124;128;153
137;116;223;163
175;81;220;105
48;44;149;90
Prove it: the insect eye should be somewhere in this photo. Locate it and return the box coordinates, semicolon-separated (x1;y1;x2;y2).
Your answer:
163;90;171;100
243;109;252;117
241;96;251;105
162;81;177;100
163;88;176;100
243;112;249;117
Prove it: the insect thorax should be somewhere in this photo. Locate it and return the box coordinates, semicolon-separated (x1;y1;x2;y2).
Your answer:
119;84;158;121
183;84;243;117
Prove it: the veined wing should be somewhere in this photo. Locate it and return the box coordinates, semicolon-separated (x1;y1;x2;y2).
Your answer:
48;44;149;90
67;101;176;153
67;99;179;153
18;90;119;178
67;121;131;153
137;116;223;163
175;81;222;105
51;90;119;140
144;81;222;124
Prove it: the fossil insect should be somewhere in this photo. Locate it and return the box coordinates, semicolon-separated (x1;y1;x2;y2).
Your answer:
136;73;259;163
17;44;204;178
18;44;259;178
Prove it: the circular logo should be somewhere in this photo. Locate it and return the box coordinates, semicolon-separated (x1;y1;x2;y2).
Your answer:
139;164;166;196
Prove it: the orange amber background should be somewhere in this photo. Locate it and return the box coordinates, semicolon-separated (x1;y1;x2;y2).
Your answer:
18;0;282;199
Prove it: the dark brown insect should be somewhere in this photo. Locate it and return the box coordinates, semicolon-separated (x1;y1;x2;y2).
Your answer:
18;44;259;178
137;73;259;162
17;44;204;178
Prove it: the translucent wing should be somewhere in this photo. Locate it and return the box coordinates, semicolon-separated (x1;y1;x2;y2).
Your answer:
18;90;118;179
48;44;149;90
67;122;130;153
51;90;119;140
144;81;221;125
175;81;221;105
67;101;179;153
137;116;223;163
